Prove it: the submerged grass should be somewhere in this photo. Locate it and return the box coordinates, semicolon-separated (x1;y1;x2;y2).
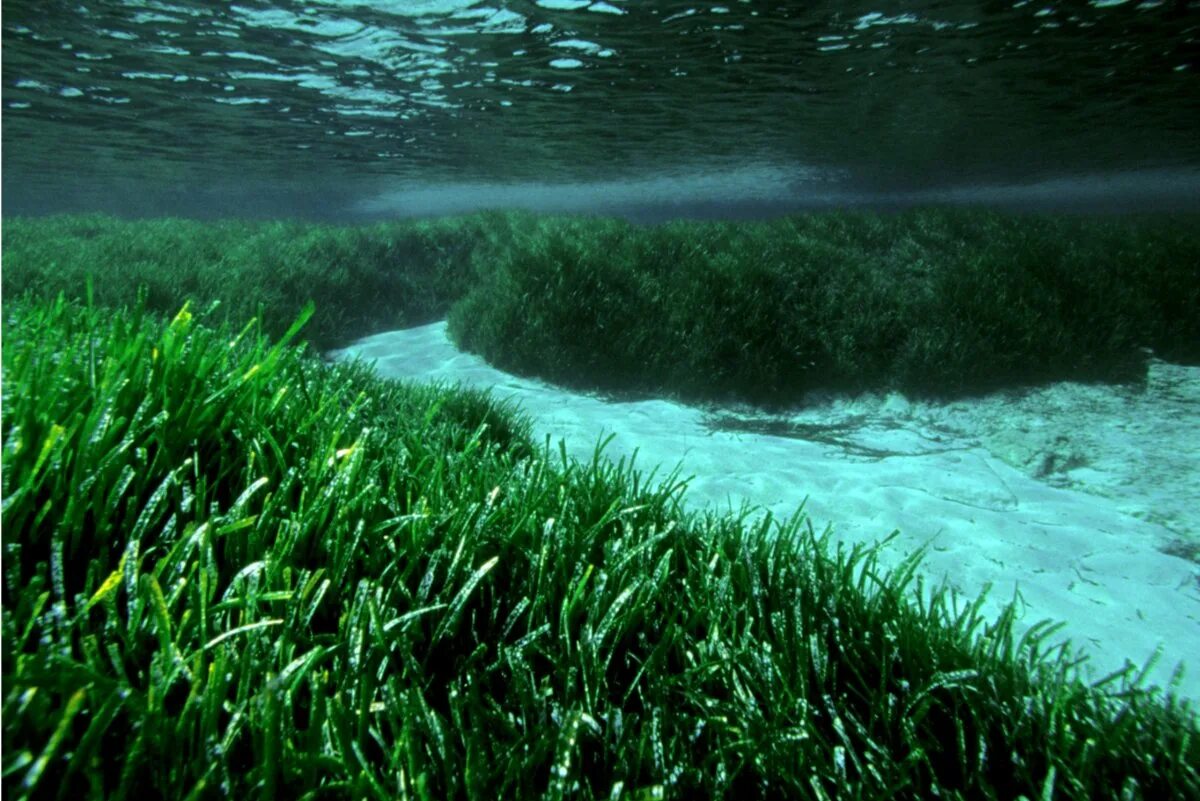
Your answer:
5;208;1198;406
0;212;530;353
3;293;1198;800
447;209;1200;405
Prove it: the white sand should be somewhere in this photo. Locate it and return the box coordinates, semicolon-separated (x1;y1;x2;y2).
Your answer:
332;322;1200;704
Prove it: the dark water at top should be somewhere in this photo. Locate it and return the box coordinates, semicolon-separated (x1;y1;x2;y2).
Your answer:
3;0;1199;219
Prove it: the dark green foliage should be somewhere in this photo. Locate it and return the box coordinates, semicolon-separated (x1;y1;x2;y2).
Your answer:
5;208;1197;405
0;212;526;353
448;208;1200;405
4;296;1198;800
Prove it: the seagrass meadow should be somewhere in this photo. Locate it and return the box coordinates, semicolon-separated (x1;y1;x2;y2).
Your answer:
5;209;1199;404
3;210;1200;800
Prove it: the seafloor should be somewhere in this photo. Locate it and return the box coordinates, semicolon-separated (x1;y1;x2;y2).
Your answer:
336;324;1200;703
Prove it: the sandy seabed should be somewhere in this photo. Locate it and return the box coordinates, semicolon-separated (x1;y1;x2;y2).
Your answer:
333;322;1200;704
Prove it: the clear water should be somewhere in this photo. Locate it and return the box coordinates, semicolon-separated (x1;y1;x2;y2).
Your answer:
3;0;1199;218
2;0;1199;698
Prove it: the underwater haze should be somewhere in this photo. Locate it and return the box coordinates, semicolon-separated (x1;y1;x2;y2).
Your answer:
6;3;1200;800
3;0;1200;219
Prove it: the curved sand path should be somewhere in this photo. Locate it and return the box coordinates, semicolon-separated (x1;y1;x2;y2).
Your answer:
332;322;1200;705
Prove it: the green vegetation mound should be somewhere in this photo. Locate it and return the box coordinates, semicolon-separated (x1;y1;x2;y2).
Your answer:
447;209;1200;405
3;295;1197;800
0;212;524;353
5;209;1197;406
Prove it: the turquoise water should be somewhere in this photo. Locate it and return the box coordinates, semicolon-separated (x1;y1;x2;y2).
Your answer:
3;0;1198;217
